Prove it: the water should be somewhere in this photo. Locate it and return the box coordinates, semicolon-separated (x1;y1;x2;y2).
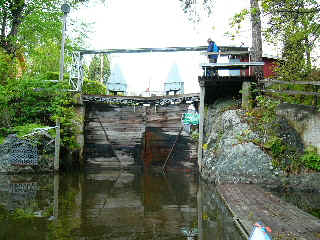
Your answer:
0;170;243;240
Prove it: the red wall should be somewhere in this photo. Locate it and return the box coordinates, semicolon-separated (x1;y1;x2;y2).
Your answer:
240;57;277;78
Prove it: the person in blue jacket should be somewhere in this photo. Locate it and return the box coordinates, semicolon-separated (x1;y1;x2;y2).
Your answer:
207;38;219;63
207;38;219;76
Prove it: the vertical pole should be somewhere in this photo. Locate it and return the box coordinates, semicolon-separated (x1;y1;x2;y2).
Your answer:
55;119;60;171
198;79;205;173
59;13;67;81
53;174;59;220
100;54;104;83
314;85;318;109
197;181;203;240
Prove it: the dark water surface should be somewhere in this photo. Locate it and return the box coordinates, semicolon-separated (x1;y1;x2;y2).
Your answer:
0;170;243;240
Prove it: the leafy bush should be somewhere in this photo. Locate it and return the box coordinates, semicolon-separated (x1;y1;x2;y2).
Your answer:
82;78;107;95
0;76;79;151
263;136;285;157
301;147;320;171
42;72;69;81
12;123;49;137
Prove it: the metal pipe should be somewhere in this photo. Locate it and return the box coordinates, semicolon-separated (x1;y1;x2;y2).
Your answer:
59;13;67;81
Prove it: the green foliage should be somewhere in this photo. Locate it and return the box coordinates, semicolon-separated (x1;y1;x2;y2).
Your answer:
255;95;280;123
0;0;90;55
191;131;199;141
12;208;35;220
226;8;250;40
263;136;286;157
82;78;107;95
27;41;61;76
12;123;49;137
0;50;17;84
301;147;320;171
0;76;80;151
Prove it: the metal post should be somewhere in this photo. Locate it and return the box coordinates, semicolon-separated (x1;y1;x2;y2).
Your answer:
54;119;60;171
59;14;67;81
59;3;70;81
198;79;206;173
100;54;104;83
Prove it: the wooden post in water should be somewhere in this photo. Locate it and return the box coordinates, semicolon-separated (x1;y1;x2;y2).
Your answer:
53;174;59;220
198;79;206;173
54;119;60;171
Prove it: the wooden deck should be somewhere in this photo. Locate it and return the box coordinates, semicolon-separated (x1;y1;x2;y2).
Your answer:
217;184;320;240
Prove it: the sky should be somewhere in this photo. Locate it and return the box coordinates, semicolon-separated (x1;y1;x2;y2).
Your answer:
70;0;253;95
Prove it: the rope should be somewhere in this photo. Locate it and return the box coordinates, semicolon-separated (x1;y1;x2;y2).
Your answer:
162;127;183;172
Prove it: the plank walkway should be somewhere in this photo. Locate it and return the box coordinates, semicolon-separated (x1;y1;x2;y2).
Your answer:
217;184;320;240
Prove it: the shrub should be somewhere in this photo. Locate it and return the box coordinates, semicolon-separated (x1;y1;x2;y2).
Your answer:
301;147;320;171
82;78;107;95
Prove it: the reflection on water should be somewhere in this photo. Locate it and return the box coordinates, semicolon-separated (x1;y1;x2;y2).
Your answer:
0;170;243;240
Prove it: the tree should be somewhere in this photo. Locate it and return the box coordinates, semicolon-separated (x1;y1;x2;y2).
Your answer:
179;0;215;23
250;0;263;78
180;0;263;75
261;0;320;76
88;54;111;84
0;0;92;84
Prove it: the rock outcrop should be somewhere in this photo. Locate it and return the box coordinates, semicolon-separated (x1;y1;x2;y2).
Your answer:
201;98;320;191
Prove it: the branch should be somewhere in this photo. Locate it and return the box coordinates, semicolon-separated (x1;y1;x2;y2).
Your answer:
8;1;25;38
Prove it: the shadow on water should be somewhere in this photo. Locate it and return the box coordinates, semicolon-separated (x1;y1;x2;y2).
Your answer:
0;170;244;240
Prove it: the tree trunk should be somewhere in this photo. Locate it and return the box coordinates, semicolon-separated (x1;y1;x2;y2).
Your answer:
250;0;263;79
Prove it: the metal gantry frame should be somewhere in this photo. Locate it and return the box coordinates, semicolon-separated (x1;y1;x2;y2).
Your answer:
69;52;85;91
68;46;249;92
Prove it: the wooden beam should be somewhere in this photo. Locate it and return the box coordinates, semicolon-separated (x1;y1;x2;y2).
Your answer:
198;79;206;172
201;62;265;69
263;89;320;96
203;51;249;56
260;79;320;86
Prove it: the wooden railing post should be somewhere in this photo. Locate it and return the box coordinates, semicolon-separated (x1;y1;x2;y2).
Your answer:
198;78;206;173
54;119;60;171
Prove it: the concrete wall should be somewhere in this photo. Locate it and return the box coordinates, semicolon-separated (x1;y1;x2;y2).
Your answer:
276;103;320;153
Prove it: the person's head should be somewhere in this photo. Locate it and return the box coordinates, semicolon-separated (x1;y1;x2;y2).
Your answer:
207;38;212;44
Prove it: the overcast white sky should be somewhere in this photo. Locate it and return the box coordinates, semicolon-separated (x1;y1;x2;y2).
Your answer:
71;0;253;95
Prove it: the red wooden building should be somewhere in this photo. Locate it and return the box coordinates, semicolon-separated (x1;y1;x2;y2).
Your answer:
239;55;278;78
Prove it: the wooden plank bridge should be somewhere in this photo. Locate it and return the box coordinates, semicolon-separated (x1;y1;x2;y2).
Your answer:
217;184;320;240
